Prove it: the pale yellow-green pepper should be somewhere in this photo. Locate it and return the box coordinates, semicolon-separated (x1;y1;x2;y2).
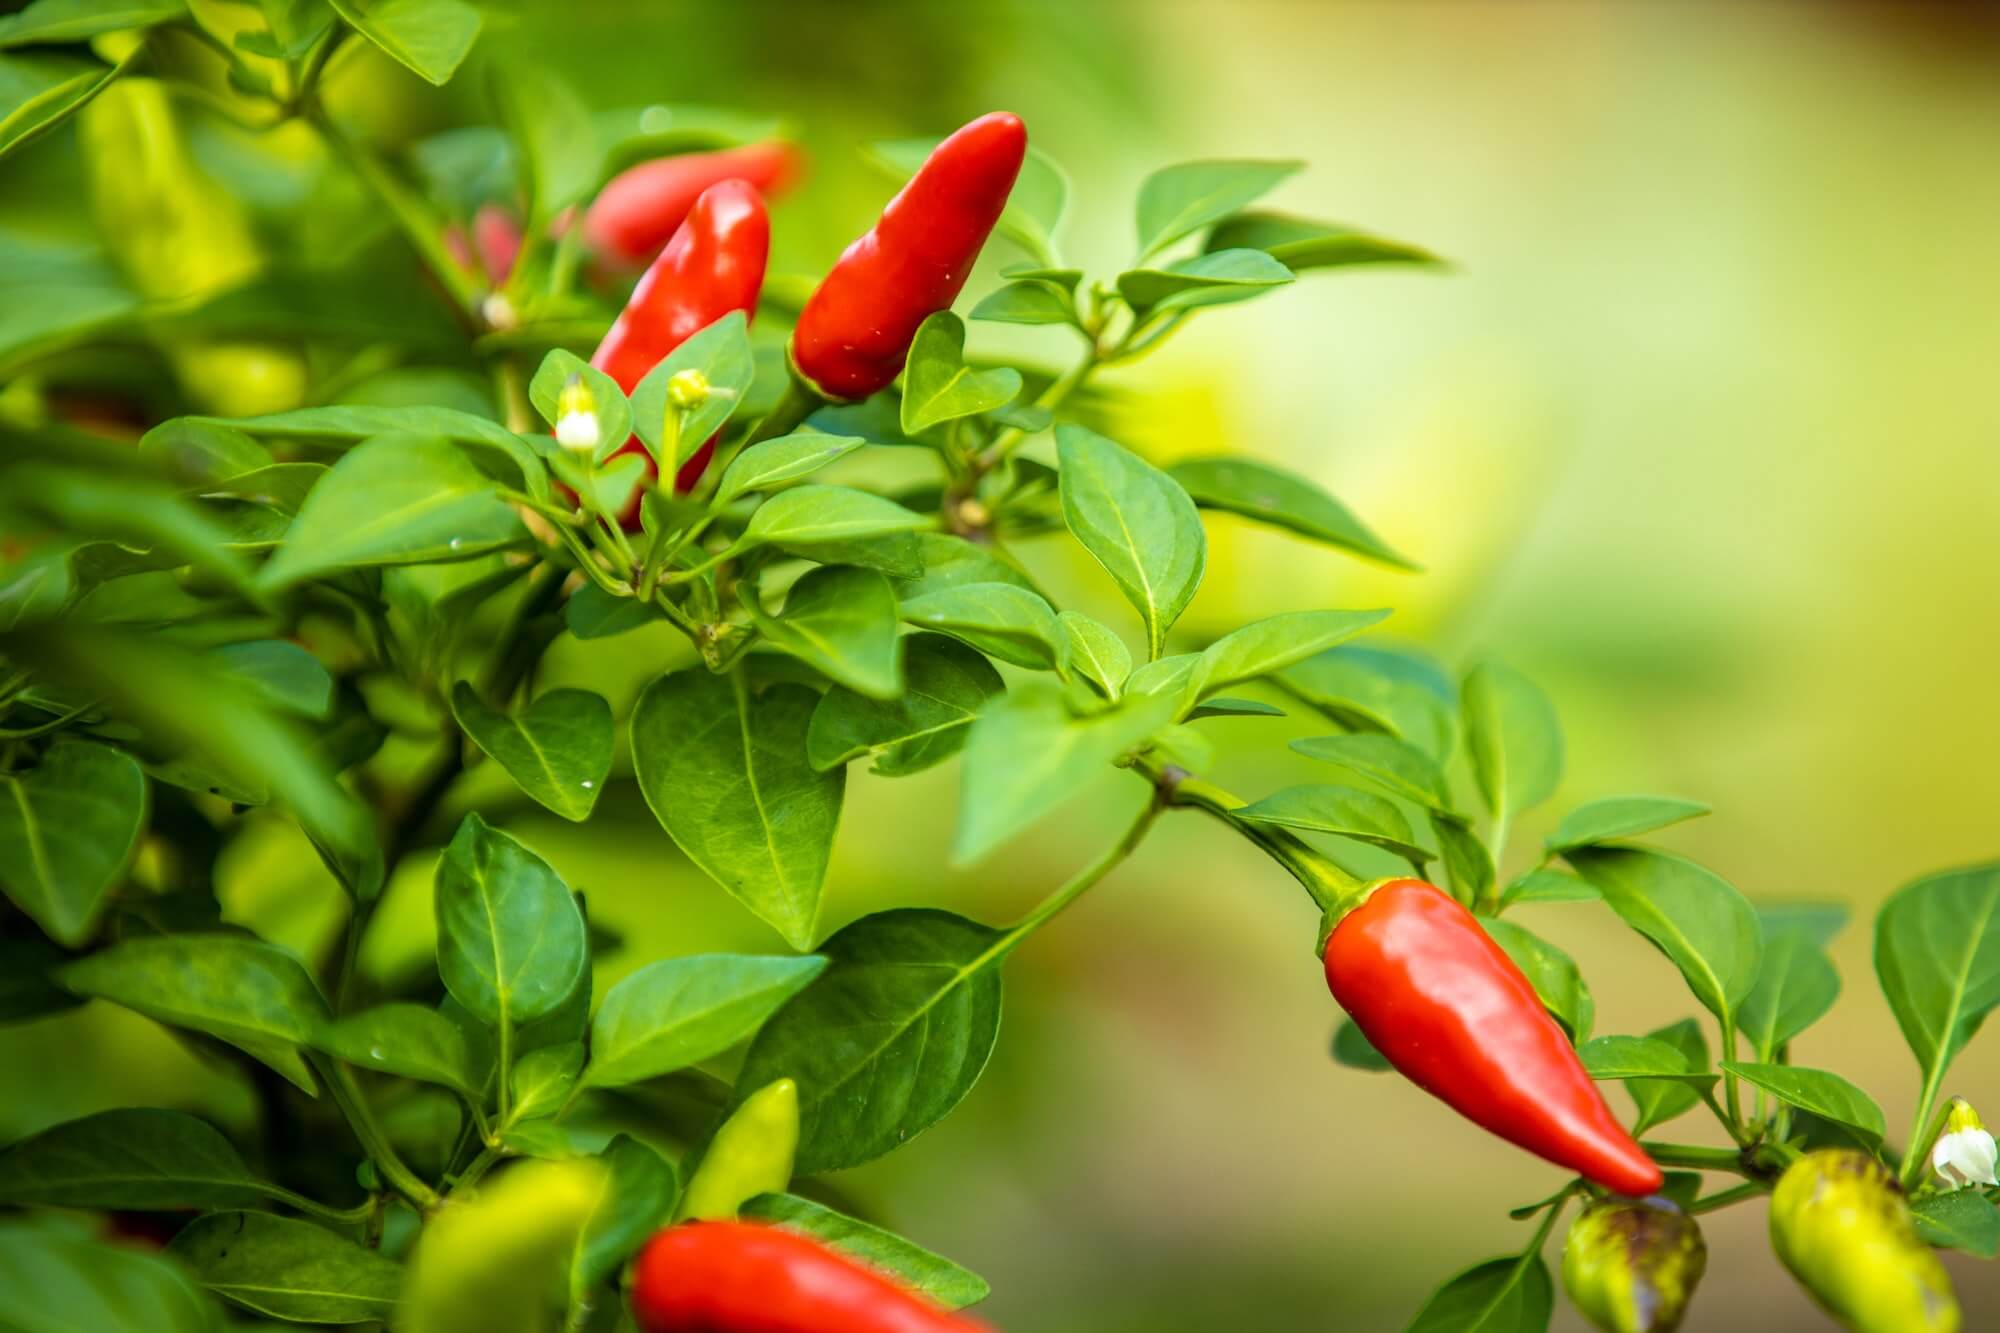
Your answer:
1770;1149;1958;1333
1562;1197;1706;1332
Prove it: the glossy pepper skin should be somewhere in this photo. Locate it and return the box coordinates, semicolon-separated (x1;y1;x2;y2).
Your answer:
1770;1150;1958;1333
677;1078;798;1222
588;178;769;522
1323;879;1663;1197
585;143;803;269
790;112;1026;401
630;1221;986;1333
1562;1197;1706;1332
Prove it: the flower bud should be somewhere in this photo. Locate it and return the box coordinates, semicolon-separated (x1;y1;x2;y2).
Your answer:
666;367;711;410
1770;1149;1959;1333
554;374;600;454
481;291;518;332
1562;1197;1706;1332
676;1078;798;1222
1932;1098;1998;1190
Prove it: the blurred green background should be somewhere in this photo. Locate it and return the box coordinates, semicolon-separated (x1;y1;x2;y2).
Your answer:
8;1;2000;1327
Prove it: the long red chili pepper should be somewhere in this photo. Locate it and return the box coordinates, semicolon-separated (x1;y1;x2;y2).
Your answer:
585;143;802;269
790;112;1025;402
1323;878;1664;1197
587;177;769;523
629;1221;988;1333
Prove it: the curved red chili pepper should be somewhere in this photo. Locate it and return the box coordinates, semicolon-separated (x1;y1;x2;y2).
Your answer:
790;112;1025;402
1323;878;1664;1197
629;1221;988;1333
586;178;769;525
585;142;803;269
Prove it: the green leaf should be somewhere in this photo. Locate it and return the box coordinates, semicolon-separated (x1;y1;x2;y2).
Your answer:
0;1108;266;1210
510;1041;583;1122
1722;1061;1885;1147
1911;1191;2000;1259
1117;248;1294;316
1406;1255;1554;1333
1462;661;1562;828
1134;158;1300;258
1169;456;1416;570
807;633;1003;776
1547;796;1711;851
1187;696;1285;721
1738;927;1840;1059
1290;732;1452;809
0;50;124;161
1760;901;1850;948
1874;862;2000;1094
215;640;334;719
0;739;145;946
1432;813;1494;909
1627;1019;1711;1134
742;1193;989;1310
583;953;826;1089
738;485;931;562
451;684;613;822
900;581;1063;672
528;349;630;464
631;670;843;950
1055;424;1205;659
434;813;588;1029
1206;210;1443;272
632;312;755;466
899;311;1022;435
1057;610;1131;700
209;405;544;496
750;565;902;700
0;0;184;48
1566;846;1762;1025
168;1211;400;1324
493;61;594;225
1331;1017;1391;1071
1187;608;1390;707
259;435;524;587
716;432;866;504
1499;868;1600;908
892;532;1038;600
970;280;1074;326
0;1222;220;1333
1483;918;1593;1041
1234;785;1431;864
564;581;655;640
954;682;1175;863
312;1003;479;1096
734;908;1005;1174
573;1135;678;1295
59;934;327;1092
328;0;480;85
1274;644;1456;760
1577;1035;1717;1091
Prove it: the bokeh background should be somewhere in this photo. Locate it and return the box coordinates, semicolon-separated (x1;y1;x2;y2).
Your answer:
7;1;2000;1328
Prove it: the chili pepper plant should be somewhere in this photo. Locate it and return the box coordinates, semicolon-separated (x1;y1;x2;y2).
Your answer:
1;5;1997;1332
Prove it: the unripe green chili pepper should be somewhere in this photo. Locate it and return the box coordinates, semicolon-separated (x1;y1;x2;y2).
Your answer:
1323;878;1663;1197
1562;1197;1706;1332
1770;1149;1959;1333
587;177;769;523
630;1220;986;1333
790;112;1026;401
677;1077;797;1222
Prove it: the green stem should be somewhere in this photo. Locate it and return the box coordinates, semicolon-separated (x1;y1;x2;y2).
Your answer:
452;1145;504;1197
308;107;482;318
1700;1086;1754;1148
1901;1086;1955;1190
741;375;819;448
976;344;1101;471
1640;1141;1754;1174
1517;1183;1574;1264
1720;1015;1746;1136
311;1053;442;1212
495;1014;514;1125
1136;755;1362;918
999;798;1162;948
266;1184;377;1226
1689;1180;1769;1215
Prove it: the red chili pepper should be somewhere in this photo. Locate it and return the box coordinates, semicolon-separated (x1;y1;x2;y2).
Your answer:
629;1221;988;1333
790;112;1025;402
586;178;769;524
472;203;522;286
1323;878;1663;1197
585;143;803;269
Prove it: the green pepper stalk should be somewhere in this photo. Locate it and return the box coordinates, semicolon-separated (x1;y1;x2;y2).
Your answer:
1562;1197;1707;1332
1770;1149;1959;1333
